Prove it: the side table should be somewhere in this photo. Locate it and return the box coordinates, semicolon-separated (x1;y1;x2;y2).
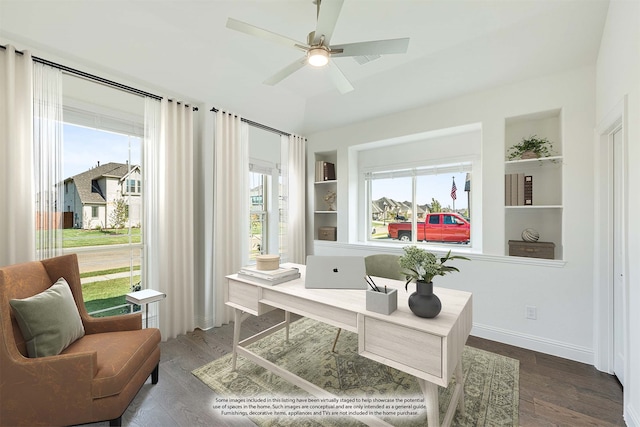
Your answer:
126;289;166;328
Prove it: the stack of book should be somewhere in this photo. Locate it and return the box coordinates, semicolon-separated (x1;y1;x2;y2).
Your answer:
315;161;336;182
505;174;533;206
237;265;300;286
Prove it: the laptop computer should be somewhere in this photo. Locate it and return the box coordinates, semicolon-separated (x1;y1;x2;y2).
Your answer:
304;255;367;290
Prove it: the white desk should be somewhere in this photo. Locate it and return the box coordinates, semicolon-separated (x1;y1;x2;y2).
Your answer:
226;263;472;427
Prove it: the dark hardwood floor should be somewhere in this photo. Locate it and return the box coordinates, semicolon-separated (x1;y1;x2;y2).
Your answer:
82;310;625;427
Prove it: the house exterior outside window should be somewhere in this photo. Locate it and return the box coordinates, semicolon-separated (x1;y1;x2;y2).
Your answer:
63;163;142;230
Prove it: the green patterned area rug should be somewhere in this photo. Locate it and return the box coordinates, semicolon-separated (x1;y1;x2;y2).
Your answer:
193;318;519;426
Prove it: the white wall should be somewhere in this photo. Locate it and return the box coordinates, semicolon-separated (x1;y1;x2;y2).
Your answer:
307;65;597;364
595;1;640;425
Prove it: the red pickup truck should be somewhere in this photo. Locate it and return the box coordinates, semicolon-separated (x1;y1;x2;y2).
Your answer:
387;212;470;243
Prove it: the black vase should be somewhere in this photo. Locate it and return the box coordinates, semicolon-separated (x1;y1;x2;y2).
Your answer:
408;280;441;318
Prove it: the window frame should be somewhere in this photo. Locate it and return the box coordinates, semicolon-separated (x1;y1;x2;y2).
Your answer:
249;170;268;260
350;125;481;248
248;159;282;264
62;122;143;317
363;162;472;247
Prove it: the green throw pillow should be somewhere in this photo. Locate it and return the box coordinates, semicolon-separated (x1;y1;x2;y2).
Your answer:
10;277;85;358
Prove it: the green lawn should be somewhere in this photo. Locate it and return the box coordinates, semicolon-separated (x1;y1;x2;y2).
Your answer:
82;277;134;301
59;228;141;248
82;276;140;317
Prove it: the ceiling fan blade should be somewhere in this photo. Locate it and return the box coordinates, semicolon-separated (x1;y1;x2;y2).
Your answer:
263;57;308;86
227;17;307;52
313;0;344;45
331;38;410;57
327;61;354;94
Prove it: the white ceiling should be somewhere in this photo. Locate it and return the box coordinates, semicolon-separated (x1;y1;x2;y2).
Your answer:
0;0;610;135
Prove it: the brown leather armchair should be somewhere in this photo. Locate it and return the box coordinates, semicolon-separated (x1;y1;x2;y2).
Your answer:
0;254;161;426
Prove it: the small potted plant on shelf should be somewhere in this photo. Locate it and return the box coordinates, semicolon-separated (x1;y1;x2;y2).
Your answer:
507;134;554;160
398;246;469;318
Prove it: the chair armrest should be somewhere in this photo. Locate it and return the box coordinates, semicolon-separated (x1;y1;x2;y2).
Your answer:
83;312;142;334
19;350;98;378
1;351;97;423
3;350;97;394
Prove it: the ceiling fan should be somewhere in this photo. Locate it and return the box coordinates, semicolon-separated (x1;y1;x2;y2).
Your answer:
226;0;410;94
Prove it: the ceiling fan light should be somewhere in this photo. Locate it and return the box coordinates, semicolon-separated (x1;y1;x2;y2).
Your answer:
307;48;329;67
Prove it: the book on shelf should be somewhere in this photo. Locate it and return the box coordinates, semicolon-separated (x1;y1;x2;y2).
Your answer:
524;175;533;205
315;161;336;182
505;174;512;205
504;173;531;206
516;173;525;206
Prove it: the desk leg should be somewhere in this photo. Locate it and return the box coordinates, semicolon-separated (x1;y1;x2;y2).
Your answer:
284;311;290;342
231;308;242;371
455;356;465;414
145;303;149;328
417;378;439;427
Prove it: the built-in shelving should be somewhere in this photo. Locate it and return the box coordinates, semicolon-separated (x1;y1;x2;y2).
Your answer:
313;152;337;241
505;109;563;259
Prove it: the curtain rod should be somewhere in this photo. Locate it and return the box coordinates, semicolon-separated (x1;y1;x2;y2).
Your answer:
211;107;291;137
1;44;198;111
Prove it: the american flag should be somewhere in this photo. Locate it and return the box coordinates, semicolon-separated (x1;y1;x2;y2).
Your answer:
451;178;457;200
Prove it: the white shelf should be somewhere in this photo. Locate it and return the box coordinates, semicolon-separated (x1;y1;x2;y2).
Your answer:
314;151;338;241
505;205;563;209
505;155;563;165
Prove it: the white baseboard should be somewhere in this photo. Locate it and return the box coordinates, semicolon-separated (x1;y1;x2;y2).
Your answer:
626;405;640;427
471;322;593;365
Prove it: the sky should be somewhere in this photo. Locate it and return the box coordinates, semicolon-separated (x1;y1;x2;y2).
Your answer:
63;123;141;178
371;172;469;210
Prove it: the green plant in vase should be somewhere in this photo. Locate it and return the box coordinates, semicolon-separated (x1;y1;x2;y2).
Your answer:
507;134;554;160
398;246;469;318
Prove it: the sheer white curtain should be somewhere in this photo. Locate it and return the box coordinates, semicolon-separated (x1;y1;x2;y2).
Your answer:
213;111;248;325
0;45;34;266
144;98;195;339
281;134;306;264
33;62;63;260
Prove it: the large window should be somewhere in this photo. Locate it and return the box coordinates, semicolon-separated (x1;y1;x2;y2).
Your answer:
249;171;267;260
247;127;285;264
61;73;145;317
63;123;143;317
367;166;471;245
357;125;480;248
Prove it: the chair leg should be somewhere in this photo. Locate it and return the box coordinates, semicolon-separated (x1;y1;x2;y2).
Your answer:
331;328;342;353
109;416;122;427
151;363;159;384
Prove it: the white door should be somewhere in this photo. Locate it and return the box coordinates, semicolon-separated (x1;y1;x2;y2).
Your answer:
612;127;625;386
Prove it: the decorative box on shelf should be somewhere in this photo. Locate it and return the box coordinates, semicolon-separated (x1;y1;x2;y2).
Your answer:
508;240;555;259
318;226;337;241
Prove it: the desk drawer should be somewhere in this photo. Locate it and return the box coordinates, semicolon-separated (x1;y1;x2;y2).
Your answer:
360;316;442;378
262;289;358;331
228;280;261;314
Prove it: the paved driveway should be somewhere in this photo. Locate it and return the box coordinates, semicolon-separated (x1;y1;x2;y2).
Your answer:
65;245;141;274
